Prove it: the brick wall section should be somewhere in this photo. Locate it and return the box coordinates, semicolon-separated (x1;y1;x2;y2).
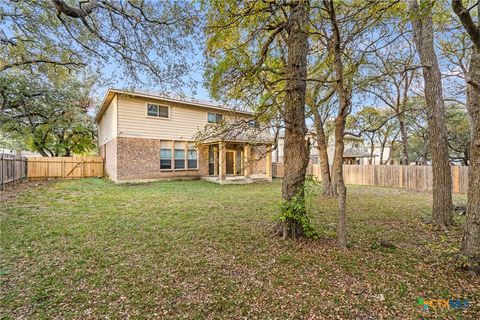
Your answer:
99;138;118;181
116;137;208;181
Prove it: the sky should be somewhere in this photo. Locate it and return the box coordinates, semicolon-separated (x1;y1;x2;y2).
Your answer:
0;1;214;106
1;0;468;114
98;54;212;104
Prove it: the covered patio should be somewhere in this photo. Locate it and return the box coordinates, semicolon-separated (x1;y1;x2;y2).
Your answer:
199;140;273;184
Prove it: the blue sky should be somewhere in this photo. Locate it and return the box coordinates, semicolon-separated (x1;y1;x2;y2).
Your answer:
98;55;212;103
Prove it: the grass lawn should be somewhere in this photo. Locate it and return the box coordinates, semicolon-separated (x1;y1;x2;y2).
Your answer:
1;179;478;319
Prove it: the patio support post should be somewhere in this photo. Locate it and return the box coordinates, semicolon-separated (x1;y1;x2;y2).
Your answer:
214;145;219;176
244;144;252;178
266;144;272;180
219;142;226;181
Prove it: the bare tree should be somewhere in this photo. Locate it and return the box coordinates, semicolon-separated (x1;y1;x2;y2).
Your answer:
362;38;418;165
317;0;401;246
452;0;480;275
307;85;336;197
323;0;350;247
409;0;453;229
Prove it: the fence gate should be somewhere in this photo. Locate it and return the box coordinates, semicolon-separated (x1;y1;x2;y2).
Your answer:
27;156;104;180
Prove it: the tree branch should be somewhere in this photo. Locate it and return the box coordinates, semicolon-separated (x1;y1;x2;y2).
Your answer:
0;59;85;72
452;0;480;49
52;0;99;18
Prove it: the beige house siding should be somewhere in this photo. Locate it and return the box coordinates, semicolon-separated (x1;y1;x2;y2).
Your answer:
98;95;117;146
116;94;247;140
99;137;118;182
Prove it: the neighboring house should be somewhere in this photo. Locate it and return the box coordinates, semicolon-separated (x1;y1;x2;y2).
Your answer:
341;141;374;165
0;148;42;157
95;89;273;183
316;135;373;165
365;143;394;165
273;131;373;165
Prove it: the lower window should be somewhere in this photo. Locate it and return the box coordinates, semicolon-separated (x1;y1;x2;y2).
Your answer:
188;149;197;169
174;141;186;169
160;149;172;169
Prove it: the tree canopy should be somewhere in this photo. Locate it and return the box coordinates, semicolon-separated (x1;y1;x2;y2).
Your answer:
0;72;96;156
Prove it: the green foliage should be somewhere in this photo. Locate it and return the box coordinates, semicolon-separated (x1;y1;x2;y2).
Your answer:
203;0;288;122
0;72;96;156
0;131;27;151
1;1;198;89
278;190;319;239
275;175;321;239
304;174;321;194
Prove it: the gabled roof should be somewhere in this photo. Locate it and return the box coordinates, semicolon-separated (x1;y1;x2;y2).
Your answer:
95;89;254;123
198;128;274;145
343;148;375;158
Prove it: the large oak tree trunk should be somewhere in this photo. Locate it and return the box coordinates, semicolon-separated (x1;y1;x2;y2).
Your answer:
452;0;480;274
379;137;387;164
462;46;480;275
313;111;336;197
385;138;396;165
369;137;375;164
419;133;429;165
274;1;310;240
332;116;348;247
409;0;453;229
399;116;409;165
325;0;348;247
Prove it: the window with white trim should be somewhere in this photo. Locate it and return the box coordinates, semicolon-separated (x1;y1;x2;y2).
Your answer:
207;112;223;123
174;141;186;169
160;140;172;169
187;143;198;169
147;103;169;118
248;119;259;128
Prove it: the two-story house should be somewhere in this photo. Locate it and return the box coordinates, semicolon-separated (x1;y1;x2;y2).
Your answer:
95;89;273;183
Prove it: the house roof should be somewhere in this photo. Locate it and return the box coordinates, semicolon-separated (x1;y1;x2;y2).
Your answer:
343;148;375;158
95;89;254;123
198;126;274;145
278;130;364;142
199;137;274;145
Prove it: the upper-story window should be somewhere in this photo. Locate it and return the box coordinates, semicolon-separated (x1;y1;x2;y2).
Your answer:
147;103;169;118
248;120;259;128
207;112;223;123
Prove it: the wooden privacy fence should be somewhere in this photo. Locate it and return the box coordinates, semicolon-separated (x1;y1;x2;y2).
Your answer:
1;154;28;190
27;156;103;180
272;163;469;193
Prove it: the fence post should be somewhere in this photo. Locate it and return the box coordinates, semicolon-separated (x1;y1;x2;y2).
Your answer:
1;154;3;190
62;158;65;179
13;155;16;186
